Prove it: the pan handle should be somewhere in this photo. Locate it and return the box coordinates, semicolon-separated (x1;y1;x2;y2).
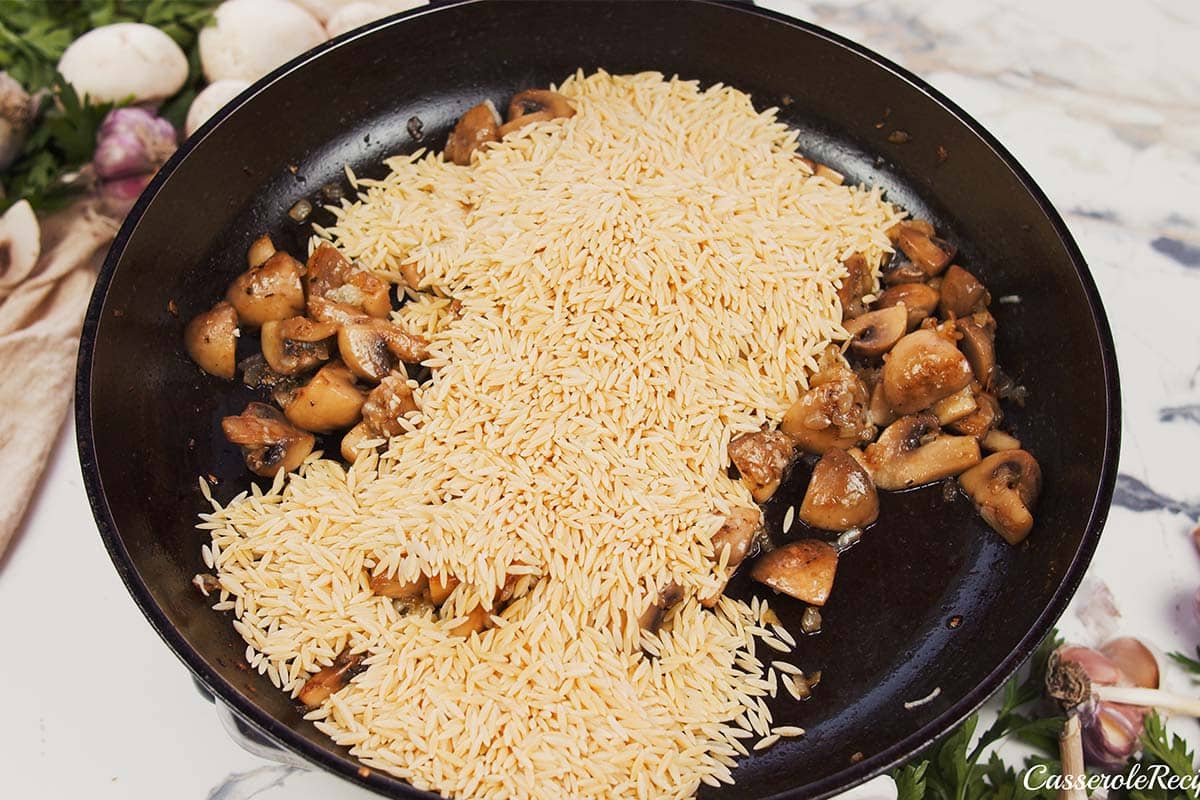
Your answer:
193;678;311;769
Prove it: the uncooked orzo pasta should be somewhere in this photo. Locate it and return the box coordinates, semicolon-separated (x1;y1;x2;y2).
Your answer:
199;70;900;799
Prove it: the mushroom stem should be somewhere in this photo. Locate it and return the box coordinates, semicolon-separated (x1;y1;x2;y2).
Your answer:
1058;715;1088;800
1093;685;1200;717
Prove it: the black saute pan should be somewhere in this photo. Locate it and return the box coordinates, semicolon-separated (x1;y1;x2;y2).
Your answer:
75;1;1120;797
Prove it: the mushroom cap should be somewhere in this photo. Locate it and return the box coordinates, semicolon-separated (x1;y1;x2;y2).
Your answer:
844;304;907;358
939;265;991;318
709;507;762;569
931;385;978;426
247;234;276;268
324;2;389;37
361;373;418;436
225;252;306;327
261;316;336;375
896;220;956;277
339;319;397;382
284;361;366;433
958;449;1041;544
184;301;240;379
957;313;998;389
185;79;251;137
369;569;427;600
781;366;874;454
199;0;327;83
751;539;839;606
876;282;939;330
340;420;376;462
728;428;795;502
837;253;874;320
58;23;188;103
799;448;879;531
949;389;1001;438
860;414;981;491
307;243;392;318
882;327;974;414
221;402;315;476
445;100;502;165
292;0;425;25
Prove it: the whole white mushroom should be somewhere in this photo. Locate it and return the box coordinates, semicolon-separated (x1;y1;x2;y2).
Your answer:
57;23;188;104
185;79;251;137
290;0;426;25
324;2;387;37
199;0;328;84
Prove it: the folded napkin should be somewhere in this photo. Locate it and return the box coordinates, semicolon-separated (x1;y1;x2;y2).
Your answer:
0;199;117;557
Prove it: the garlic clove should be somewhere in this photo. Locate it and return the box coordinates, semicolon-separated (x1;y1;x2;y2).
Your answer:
1100;636;1160;690
1081;702;1143;770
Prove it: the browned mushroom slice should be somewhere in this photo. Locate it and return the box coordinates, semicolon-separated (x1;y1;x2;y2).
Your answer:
797;157;845;184
428;574;460;606
782;365;875;454
445;100;502;165
957;312;997;389
896;220;956;277
844;305;907;358
340;421;375;463
298;649;365;708
838;253;873;320
184;301;239;379
981;429;1021;452
247;234;275;268
338;320;395;382
307;296;364;326
225;251;305;327
339;319;430;381
451;605;491;637
728;428;795;502
868;379;896;427
949;388;1001;438
369;569;427;601
638;581;683;633
876;283;939;330
260;316;336;375
700;507;763;607
930;385;978;425
959;450;1041;544
799;449;879;531
751;539;838;606
383;323;430;364
399;261;423;291
222;402;315;477
858;414;981;491
284;361;366;433
887;218;934;242
306;244;391;320
881;328;974;414
500;89;576;136
362;373;418;437
881;261;929;286
939;265;991;318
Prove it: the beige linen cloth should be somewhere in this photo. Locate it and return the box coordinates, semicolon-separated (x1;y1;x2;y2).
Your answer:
0;199;118;556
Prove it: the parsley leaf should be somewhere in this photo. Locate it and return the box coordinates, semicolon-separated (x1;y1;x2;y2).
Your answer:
1169;648;1200;680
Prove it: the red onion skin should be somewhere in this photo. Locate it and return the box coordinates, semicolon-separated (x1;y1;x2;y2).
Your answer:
93;107;176;181
99;173;153;218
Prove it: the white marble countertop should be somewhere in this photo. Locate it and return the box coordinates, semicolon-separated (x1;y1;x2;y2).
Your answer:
2;0;1198;798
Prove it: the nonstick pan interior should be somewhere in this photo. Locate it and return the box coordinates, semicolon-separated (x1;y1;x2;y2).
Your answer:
77;2;1119;798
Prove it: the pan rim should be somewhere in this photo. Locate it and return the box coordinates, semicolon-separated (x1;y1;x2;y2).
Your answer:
74;1;1120;798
